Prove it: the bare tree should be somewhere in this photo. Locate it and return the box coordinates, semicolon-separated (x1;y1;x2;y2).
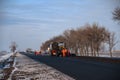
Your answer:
82;24;108;57
41;41;52;51
63;30;71;48
9;41;17;53
113;7;120;23
107;32;117;57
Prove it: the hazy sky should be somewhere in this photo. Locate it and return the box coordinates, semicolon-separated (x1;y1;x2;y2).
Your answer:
0;0;120;51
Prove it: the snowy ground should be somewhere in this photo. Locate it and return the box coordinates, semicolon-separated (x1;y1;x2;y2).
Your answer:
0;52;13;80
76;52;120;58
0;52;13;62
10;53;75;80
99;52;120;57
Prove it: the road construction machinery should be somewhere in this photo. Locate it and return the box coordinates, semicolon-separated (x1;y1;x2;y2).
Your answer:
49;42;70;57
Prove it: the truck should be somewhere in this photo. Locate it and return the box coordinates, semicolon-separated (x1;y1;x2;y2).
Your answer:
49;42;70;57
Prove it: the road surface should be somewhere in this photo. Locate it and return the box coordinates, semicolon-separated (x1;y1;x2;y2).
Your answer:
21;52;120;80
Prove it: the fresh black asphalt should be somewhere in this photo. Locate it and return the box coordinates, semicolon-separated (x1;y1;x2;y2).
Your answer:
21;52;120;80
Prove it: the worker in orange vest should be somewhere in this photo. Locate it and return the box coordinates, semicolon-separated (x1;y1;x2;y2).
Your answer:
62;48;67;57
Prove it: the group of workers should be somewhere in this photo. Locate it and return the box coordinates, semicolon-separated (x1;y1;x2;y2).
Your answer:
34;48;70;57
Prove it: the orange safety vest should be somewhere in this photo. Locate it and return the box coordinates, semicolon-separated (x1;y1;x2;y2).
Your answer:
62;49;67;57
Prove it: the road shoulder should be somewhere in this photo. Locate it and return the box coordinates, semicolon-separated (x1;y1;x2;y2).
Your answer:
11;53;75;80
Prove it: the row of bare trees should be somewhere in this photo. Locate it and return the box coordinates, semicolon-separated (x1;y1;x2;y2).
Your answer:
41;23;116;57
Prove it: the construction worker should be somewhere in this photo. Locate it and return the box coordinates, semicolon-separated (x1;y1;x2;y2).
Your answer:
62;48;67;57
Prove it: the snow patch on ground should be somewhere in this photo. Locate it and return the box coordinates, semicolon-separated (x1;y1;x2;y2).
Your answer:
0;53;13;62
11;53;75;80
0;53;14;79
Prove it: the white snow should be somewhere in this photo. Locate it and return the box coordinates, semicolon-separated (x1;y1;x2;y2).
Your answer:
0;53;13;62
0;53;14;79
0;74;4;79
11;53;75;80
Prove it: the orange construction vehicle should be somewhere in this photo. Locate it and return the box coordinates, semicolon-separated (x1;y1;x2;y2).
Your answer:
49;42;70;57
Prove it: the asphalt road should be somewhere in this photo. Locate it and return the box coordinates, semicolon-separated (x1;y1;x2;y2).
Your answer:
21;52;120;80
